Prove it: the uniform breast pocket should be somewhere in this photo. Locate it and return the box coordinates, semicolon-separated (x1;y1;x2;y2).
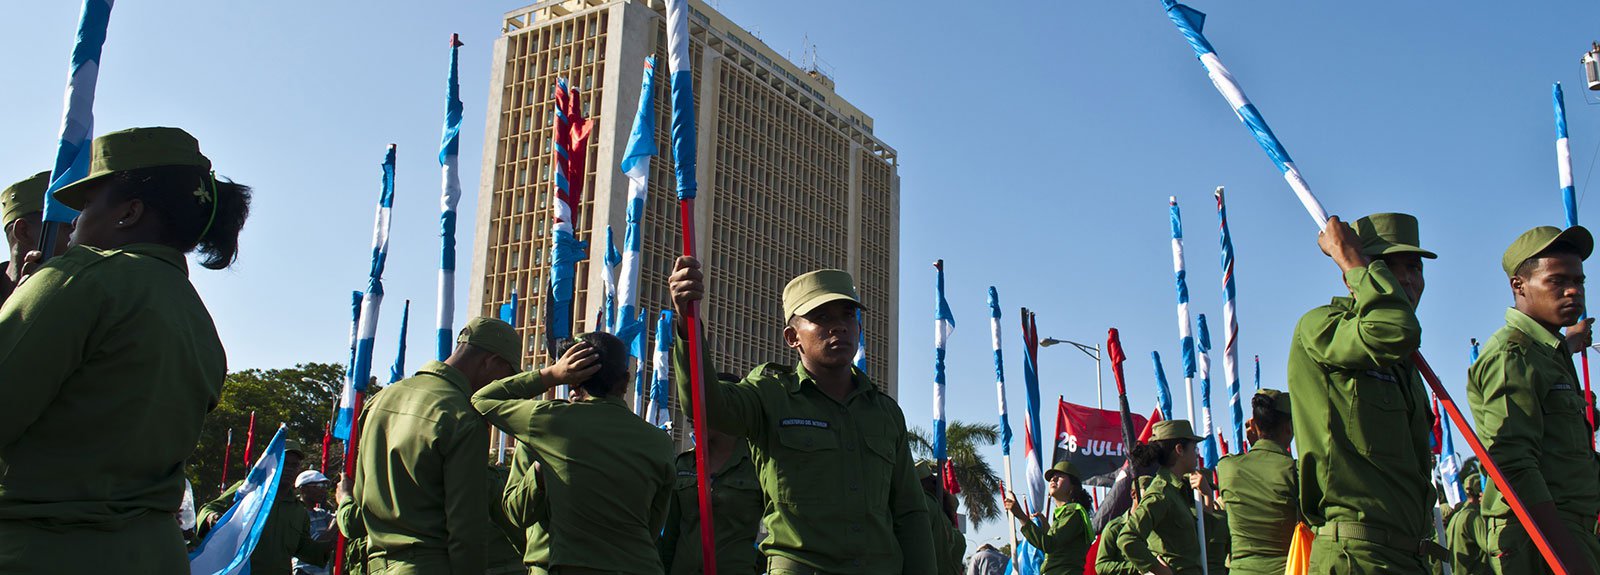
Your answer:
1351;374;1410;461
1542;386;1589;452
773;426;839;504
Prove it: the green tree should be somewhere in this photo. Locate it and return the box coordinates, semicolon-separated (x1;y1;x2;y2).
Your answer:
186;363;371;503
909;421;1004;530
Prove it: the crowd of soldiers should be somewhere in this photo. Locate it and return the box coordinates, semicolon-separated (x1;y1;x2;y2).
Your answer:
0;126;1596;575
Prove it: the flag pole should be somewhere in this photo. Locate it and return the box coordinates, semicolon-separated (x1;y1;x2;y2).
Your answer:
665;0;716;572
1215;188;1245;452
1554;83;1595;445
1159;3;1568;571
242;410;257;466
987;288;1020;574
220;428;233;489
932;260;955;523
1105;330;1138;476
36;0;114;265
436;33;465;362
1168;197;1209;575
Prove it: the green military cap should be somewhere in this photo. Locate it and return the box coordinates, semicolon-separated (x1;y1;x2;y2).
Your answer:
51;127;213;211
1461;468;1483;496
1149;419;1204;443
1044;460;1080;483
782;269;863;320
283;439;306;457
1;171;50;227
914;459;936;480
1501;225;1593;279
1255;388;1291;414
457;316;522;367
1353;213;1437;260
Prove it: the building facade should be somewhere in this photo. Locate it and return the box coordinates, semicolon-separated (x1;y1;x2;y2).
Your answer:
469;0;901;439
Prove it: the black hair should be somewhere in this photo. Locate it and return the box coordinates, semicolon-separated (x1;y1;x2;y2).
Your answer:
107;165;251;270
560;332;629;397
1515;242;1585;279
1130;438;1189;469
1067;475;1093;508
1252;394;1290;434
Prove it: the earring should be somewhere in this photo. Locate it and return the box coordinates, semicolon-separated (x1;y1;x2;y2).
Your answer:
116;219;125;226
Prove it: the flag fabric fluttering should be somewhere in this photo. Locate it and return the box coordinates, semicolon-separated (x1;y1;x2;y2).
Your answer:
436;33;465;361
335;145;396;442
1152;352;1174;421
1555;82;1596;438
601;226;621;332
1169;196;1209;573
37;0;115;261
389;300;410;384
546;78;593;355
854;308;868;374
647;310;675;429
933;260;956;466
615;56;657;342
1197;314;1219;468
1438;399;1464;506
189;426;289;575
1216;187;1245;452
1015;308;1046;575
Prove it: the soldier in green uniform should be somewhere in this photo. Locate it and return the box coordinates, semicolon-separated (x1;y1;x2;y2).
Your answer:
1288;213;1437;574
472;332;676;574
198;440;334;575
1116;420;1205;575
1445;465;1489;575
1192;472;1230;575
1468;225;1600;575
667;259;936;574
1004;461;1092;575
660;427;764;575
484;464;526;575
1216;389;1298;575
0;127;250;574
1097;475;1155;575
0;170;69;305
919;460;966;575
342;316;520;574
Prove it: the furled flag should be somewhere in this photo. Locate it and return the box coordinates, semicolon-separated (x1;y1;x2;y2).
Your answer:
1555;82;1596;437
389;300;410;384
614;56;657;343
933;260;955;466
346;290;361;387
1152;351;1174;422
335;145;396;441
189;426;289;575
499;289;520;327
436;33;465;361
647;310;675;429
1216;187;1244;452
989;288;1013;457
546;78;593;354
1439;404;1464;506
1470;339;1480;364
854;308;868;374
40;0;115;236
1172;199;1197;383
1430;395;1443;456
1014;309;1046;575
1253;355;1261;391
1197;314;1219;468
601;226;621;332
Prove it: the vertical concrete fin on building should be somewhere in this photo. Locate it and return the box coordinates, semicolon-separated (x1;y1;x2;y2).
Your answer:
469;35;510;320
847;142;863;280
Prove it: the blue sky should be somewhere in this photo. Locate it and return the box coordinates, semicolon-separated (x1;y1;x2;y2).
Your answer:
8;0;1600;549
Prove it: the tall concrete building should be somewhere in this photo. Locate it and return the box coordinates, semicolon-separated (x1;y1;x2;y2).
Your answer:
468;0;901;427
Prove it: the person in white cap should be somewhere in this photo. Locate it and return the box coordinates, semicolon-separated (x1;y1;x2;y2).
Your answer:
294;470;335;575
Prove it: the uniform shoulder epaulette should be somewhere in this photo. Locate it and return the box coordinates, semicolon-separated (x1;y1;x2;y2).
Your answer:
753;362;794;379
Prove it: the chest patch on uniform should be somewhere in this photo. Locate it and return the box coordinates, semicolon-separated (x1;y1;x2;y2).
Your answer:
1553;383;1575;392
677;470;697;478
1364;370;1399;383
779;418;830;429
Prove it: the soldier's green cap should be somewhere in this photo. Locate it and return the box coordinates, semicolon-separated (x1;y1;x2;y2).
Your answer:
915;459;936;480
1462;468;1483;496
1149;419;1204;443
1044;461;1080;483
284;439;306;457
782;269;863;320
51;127;213;211
456;316;522;367
1501;225;1593;279
1;171;50;227
1354;213;1437;260
1255;389;1291;415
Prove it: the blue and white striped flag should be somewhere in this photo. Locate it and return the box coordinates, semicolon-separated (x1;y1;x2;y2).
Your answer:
615;56;657;346
1171;198;1197;381
989;288;1011;456
601;226;620;332
666;0;697;202
1216;188;1244;452
647;310;674;429
932;260;955;464
335;145;396;441
499;289;519;327
1557;83;1578;228
345;290;361;388
1253;355;1261;391
1161;0;1329;229
854;308;868;374
1016;309;1045;575
1152;351;1174;421
189;425;288;575
1197;314;1219;468
547;78;591;350
1471;339;1481;365
436;33;465;361
41;0;114;225
389;300;410;384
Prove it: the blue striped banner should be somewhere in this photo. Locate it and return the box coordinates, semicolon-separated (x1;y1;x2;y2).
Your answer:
436;34;465;361
41;0;113;224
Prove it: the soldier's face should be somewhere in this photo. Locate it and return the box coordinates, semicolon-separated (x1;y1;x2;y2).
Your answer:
785;300;861;369
1172;441;1199;475
1380;254;1425;305
1515;253;1586;328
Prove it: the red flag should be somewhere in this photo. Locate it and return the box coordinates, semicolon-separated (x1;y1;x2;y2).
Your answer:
942;460;962;495
1138;408;1164;443
1430;395;1443;456
1218;430;1230;456
1055;398;1151;486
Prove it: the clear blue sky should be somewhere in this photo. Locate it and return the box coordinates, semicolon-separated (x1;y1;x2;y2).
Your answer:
7;0;1600;551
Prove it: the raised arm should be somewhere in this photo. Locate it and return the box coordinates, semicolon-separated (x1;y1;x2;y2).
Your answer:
1299;217;1421;370
669;256;767;438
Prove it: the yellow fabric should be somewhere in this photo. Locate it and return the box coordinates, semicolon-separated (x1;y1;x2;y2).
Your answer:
1284;522;1313;575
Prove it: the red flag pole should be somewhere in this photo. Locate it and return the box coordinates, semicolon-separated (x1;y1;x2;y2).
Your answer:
320;423;332;475
219;428;233;489
1105;330;1138;475
242;411;257;465
678;201;718;575
332;390;365;575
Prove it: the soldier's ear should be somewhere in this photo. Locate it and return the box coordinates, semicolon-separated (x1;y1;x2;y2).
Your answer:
1511;275;1525;298
783;325;800;350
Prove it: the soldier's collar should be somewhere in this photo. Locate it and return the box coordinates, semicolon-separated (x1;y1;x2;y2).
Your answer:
791;362;875;399
1505;307;1565;350
416;360;473;396
120;243;190;277
1251;437;1291;456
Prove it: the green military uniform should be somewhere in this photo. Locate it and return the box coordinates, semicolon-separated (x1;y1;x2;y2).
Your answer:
484;464;526;575
1096;515;1139;575
673;269;936;575
0;171;49;306
345;360;489;574
472;369;675;574
915;461;964;575
1445;470;1488;575
1469;225;1600;575
1117;467;1203;575
1205;508;1230;575
503;441;552;572
660;442;763;575
1288;213;1435;573
1017;461;1092;575
1215;390;1298;575
199;477;333;575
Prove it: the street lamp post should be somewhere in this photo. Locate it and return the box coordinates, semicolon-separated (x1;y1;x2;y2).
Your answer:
1040;338;1103;411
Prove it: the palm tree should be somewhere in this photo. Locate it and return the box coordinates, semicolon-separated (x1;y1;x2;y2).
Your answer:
909;420;1004;529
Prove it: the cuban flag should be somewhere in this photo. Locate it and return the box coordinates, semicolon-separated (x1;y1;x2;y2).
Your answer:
41;0;114;225
614;55;657;343
546;78;592;351
1014;309;1045;575
189;426;289;575
988;288;1012;456
335;146;396;441
933;261;955;463
647;310;675;429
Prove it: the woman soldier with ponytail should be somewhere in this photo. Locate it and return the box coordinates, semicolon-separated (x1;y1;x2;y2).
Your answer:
1004;460;1095;574
0;127;251;573
1115;419;1206;575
